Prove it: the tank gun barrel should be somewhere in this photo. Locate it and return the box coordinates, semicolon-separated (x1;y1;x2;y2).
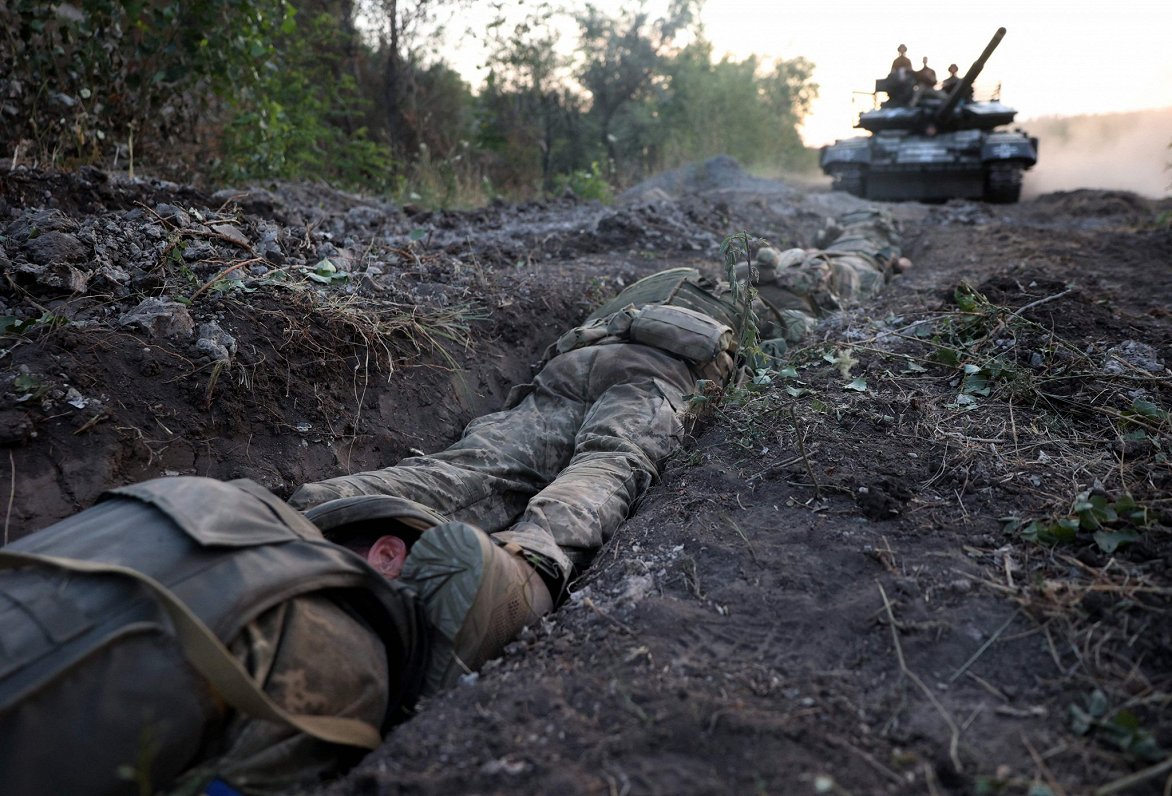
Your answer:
935;27;1006;123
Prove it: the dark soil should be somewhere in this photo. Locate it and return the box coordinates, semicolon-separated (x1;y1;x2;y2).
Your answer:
2;158;1170;795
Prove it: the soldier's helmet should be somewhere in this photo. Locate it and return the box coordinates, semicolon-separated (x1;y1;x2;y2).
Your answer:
897;44;907;53
948;63;959;73
756;247;782;268
306;495;446;547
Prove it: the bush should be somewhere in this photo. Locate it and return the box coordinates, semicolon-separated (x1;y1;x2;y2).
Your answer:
551;162;613;202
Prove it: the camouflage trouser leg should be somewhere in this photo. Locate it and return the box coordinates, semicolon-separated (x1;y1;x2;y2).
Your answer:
495;345;692;574
291;344;694;580
289;379;587;533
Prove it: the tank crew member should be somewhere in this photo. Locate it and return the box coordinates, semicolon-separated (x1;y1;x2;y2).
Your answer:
940;63;973;102
915;57;938;89
883;45;916;107
890;43;913;73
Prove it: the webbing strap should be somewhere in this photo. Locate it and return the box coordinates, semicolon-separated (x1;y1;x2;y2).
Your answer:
0;550;382;750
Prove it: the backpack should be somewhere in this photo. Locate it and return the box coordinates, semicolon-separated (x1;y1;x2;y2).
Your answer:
0;477;429;796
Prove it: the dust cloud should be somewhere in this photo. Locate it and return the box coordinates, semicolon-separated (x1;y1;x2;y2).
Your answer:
1021;107;1172;199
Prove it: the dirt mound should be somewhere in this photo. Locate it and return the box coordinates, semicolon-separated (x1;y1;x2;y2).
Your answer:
2;163;1170;795
1018;188;1161;228
620;154;800;203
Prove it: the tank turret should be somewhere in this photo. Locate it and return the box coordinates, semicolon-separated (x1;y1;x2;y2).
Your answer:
819;28;1038;203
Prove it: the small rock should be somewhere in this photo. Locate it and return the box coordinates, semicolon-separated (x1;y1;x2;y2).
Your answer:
1103;340;1164;375
153;203;191;227
195;321;237;362
345;206;384;228
15;259;89;293
23;231;88;265
119;298;195;340
183;241;216;261
211;223;250;248
210;188;276;215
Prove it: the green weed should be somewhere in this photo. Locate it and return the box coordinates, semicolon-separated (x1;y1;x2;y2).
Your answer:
1003;488;1155;553
0;311;65;337
1070;689;1164;763
551;162;613;202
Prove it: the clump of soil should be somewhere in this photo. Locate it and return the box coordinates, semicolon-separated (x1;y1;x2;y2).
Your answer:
2;159;1170;795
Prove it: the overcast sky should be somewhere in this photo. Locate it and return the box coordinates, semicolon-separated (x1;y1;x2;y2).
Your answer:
448;0;1172;147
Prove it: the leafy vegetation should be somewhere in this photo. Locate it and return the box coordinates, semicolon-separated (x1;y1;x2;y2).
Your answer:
1004;488;1155;553
1;0;819;203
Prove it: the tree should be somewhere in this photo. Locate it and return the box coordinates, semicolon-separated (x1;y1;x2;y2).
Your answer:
573;0;698;179
0;0;297;173
356;0;472;159
476;3;589;191
656;41;817;172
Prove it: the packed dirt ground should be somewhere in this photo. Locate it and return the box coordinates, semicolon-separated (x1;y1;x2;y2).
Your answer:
1;159;1170;795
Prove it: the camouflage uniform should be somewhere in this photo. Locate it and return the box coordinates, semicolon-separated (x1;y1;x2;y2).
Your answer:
291;209;904;586
753;208;904;346
291;342;700;583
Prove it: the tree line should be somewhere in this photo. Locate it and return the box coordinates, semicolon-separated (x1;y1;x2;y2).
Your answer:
0;0;818;203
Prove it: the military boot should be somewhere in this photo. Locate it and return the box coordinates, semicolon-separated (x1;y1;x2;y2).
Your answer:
401;522;553;695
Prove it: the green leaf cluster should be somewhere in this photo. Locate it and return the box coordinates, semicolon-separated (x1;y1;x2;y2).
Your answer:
1069;689;1164;763
1005;489;1153;553
0;312;66;336
551;162;613;202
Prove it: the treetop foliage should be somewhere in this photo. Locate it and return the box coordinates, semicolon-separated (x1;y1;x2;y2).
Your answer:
0;0;819;203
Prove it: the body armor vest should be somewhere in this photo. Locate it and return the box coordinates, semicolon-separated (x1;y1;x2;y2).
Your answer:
0;476;428;796
586;267;741;330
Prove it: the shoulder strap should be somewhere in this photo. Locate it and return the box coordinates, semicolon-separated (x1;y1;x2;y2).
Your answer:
0;550;382;750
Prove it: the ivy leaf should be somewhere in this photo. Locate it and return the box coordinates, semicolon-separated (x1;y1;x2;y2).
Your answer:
0;316;33;336
1129;398;1169;421
1093;529;1139;554
933;347;961;366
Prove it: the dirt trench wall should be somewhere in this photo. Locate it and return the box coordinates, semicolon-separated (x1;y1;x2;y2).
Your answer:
0;168;625;539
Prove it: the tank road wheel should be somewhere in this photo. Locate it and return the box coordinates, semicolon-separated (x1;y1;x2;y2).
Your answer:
832;165;867;198
984;163;1023;204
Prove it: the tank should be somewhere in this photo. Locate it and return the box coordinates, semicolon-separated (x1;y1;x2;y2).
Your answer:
819;28;1038;203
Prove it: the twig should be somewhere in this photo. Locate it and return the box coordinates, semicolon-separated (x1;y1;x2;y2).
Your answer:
582;597;634;635
189;257;265;302
923;762;943;796
4;450;14;545
825;734;905;787
789;406;821;498
949;611;1018;682
721;512;759;564
1022;733;1067;796
73;411;107;436
1093;754;1172;795
878;583;963;773
1008;287;1075;319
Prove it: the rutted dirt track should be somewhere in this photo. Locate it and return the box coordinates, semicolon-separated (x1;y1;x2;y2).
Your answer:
1;160;1170;795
